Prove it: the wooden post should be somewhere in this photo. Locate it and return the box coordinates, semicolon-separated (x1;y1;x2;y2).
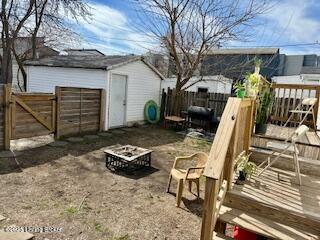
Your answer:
79;88;82;134
315;86;320;130
99;89;106;131
11;95;16;139
51;97;56;132
4;84;11;150
160;89;166;120
244;100;255;153
200;177;219;240
55;86;61;140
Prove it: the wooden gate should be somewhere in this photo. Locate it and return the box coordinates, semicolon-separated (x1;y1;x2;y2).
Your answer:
0;85;105;150
11;93;56;139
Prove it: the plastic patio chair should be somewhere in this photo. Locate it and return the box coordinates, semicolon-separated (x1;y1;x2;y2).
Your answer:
283;98;317;130
257;125;309;185
166;152;208;207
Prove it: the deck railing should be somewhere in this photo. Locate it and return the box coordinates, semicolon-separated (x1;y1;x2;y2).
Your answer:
270;83;320;127
200;98;255;240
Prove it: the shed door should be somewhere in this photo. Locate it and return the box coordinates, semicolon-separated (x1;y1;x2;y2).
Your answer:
109;74;127;128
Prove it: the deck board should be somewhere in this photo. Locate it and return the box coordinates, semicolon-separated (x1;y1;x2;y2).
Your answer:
232;167;320;223
219;206;319;240
261;124;320;146
252;124;320;160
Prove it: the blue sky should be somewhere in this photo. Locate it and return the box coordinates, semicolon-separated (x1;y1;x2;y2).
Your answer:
71;0;320;56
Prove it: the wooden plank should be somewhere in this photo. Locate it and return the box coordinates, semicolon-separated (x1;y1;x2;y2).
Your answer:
204;98;242;179
55;86;61;139
272;83;319;90
11;95;16;139
306;131;320;145
15;96;52;131
4;84;11;150
219;206;318;240
13;94;55;101
200;177;219;240
100;89;106;131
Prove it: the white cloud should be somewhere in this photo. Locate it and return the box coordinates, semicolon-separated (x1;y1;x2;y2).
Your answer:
226;0;320;55
66;1;160;55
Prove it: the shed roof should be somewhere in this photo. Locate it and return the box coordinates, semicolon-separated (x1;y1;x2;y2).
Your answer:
25;55;164;79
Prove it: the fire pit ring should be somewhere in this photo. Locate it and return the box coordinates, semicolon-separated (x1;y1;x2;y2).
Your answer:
104;144;152;173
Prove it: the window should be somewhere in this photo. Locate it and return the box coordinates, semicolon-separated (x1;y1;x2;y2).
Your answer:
198;87;208;93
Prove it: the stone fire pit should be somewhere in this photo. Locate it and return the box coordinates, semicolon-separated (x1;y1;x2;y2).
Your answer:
104;144;152;173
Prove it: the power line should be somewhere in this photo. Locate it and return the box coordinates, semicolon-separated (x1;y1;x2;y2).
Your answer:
226;42;320;48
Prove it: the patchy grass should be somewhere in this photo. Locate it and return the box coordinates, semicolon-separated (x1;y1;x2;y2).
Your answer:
0;126;212;240
63;206;78;216
111;234;130;240
94;222;103;232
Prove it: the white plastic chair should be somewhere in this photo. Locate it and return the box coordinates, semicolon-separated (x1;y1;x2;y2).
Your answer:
283;98;317;130
257;125;309;185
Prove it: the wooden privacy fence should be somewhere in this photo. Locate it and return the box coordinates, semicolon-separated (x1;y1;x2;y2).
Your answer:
56;87;105;139
270;83;320;127
0;84;105;150
161;88;231;118
200;98;255;240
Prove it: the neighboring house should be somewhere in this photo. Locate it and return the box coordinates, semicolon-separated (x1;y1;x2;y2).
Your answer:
0;37;59;91
64;48;105;56
161;75;232;94
24;55;164;130
272;54;320;129
273;54;320;85
160;48;279;94
201;48;280;80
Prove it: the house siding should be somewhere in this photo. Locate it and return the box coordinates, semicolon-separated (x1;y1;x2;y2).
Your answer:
161;76;232;94
26;60;162;129
109;60;161;123
26;66;108;93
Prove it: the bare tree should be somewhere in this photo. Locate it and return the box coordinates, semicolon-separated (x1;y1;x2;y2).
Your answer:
0;0;90;88
0;0;35;84
134;0;269;114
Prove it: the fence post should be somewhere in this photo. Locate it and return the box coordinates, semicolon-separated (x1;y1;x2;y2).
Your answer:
160;89;166;120
4;84;11;150
99;89;106;131
315;86;320;130
55;86;61;140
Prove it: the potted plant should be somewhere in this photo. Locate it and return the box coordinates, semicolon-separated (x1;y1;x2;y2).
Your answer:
245;72;260;98
235;151;257;181
245;58;262;99
255;87;274;134
233;81;246;98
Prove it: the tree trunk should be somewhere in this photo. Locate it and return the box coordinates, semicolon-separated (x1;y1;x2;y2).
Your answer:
0;44;13;84
12;46;27;91
172;80;183;116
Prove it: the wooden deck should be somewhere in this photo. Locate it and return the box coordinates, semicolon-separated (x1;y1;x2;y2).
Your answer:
252;124;320;160
254;124;320;146
222;167;320;239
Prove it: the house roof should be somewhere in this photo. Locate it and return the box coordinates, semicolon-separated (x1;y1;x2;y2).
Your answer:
65;48;105;56
25;55;164;79
208;48;279;55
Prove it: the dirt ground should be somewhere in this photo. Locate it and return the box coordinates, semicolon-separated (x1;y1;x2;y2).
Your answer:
0;125;212;240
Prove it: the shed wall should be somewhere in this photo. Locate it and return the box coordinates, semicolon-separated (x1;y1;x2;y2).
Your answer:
109;60;162;123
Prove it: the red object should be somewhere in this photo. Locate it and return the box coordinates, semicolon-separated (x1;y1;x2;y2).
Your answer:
233;226;257;240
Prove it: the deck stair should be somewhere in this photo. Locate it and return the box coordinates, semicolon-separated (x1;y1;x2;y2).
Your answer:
217;167;320;240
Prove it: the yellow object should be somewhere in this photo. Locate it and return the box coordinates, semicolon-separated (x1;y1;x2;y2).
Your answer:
166;152;208;207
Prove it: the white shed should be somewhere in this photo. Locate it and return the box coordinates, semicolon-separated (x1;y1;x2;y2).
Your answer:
25;55;163;130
